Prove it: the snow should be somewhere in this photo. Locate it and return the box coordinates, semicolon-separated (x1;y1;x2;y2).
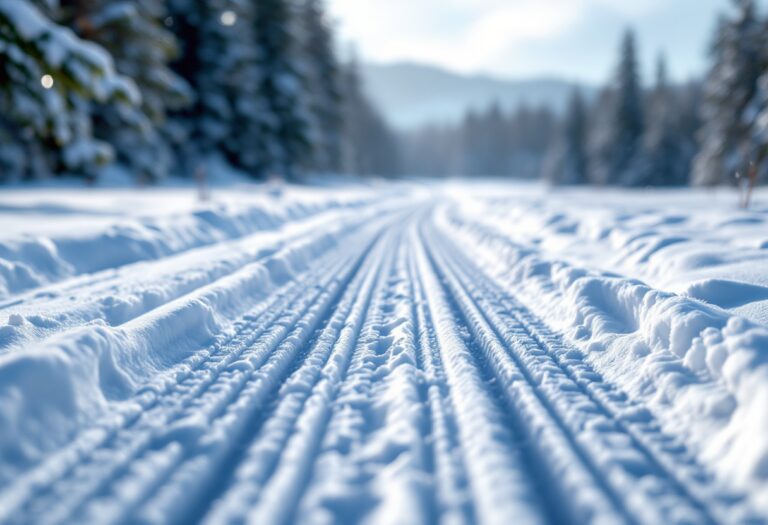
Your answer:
455;185;768;326
0;180;768;524
0;184;381;299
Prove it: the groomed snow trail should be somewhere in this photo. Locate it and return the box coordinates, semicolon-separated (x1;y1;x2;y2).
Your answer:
0;192;765;525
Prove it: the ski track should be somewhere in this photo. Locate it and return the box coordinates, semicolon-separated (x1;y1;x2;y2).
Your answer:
0;195;764;525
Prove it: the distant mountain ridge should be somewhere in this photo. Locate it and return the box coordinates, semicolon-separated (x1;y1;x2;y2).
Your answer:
361;62;591;130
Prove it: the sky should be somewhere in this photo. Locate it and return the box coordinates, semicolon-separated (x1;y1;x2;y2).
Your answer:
326;0;743;84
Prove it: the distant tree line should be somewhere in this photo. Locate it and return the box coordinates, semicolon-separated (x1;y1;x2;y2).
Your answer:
543;32;702;187
403;0;768;187
4;0;766;186
0;0;397;183
402;103;556;179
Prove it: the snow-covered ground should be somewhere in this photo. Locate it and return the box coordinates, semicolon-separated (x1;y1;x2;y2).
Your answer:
0;180;767;524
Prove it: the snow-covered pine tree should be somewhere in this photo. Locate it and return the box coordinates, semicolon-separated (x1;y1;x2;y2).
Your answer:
750;74;768;180
60;0;193;181
252;0;313;179
693;0;767;186
677;81;704;160
636;56;691;186
460;108;483;176
542;88;590;185
0;0;139;180
745;8;768;183
471;102;507;176
166;0;267;177
209;0;265;175
297;0;343;174
166;0;209;169
590;29;644;186
489;102;512;176
586;88;611;185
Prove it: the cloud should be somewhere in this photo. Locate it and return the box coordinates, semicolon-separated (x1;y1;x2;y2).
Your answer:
328;0;576;70
326;0;711;81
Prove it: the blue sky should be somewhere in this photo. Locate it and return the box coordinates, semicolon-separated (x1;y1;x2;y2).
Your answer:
326;0;748;84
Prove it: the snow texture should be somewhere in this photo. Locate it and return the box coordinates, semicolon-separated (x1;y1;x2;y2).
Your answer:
0;181;767;524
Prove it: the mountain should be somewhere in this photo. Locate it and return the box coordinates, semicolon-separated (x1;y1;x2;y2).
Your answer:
361;62;591;130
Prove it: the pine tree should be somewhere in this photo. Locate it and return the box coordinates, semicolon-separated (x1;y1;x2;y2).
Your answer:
543;88;589;185
745;10;768;182
591;29;644;186
165;0;263;176
252;0;313;179
297;0;343;173
613;29;645;185
479;102;508;176
0;0;139;180
693;0;766;185
751;74;768;179
60;0;193;181
208;0;263;175
460;109;483;176
638;56;691;186
677;80;704;163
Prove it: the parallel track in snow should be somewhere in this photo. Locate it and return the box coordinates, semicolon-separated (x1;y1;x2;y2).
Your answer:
0;201;760;525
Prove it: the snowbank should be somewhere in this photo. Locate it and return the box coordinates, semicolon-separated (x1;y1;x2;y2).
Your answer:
442;197;768;509
0;186;376;300
449;184;768;325
0;182;416;478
